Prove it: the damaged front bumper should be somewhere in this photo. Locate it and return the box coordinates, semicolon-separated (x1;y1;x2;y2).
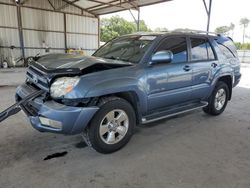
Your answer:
15;83;99;135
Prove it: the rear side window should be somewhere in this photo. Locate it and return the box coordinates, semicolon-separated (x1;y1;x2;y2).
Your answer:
216;38;237;59
218;44;235;59
190;38;215;61
156;37;187;63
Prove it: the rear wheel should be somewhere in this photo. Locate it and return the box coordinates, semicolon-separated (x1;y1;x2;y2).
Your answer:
86;97;135;154
203;81;229;116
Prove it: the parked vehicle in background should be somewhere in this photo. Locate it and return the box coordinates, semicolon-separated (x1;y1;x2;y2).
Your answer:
14;30;241;153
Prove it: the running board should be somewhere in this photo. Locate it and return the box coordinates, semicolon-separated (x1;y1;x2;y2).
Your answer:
142;101;208;124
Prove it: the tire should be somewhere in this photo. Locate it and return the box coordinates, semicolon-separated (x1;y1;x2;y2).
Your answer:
86;97;136;154
203;81;229;116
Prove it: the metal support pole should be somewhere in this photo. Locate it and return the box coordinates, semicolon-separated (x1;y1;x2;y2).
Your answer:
137;7;140;32
16;4;25;58
97;16;100;48
63;13;67;53
129;8;140;32
206;0;212;32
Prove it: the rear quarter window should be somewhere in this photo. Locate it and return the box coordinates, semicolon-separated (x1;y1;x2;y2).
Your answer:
216;38;238;59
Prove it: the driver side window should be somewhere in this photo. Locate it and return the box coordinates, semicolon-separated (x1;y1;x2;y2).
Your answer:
156;37;188;63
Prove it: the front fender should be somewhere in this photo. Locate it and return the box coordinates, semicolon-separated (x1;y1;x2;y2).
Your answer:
85;78;148;115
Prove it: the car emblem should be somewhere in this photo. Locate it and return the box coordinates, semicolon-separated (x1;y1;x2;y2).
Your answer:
33;75;38;83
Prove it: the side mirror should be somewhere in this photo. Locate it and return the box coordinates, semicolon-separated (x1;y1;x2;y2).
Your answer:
150;50;173;65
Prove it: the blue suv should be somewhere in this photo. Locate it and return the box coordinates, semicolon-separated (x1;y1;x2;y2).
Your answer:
14;31;241;153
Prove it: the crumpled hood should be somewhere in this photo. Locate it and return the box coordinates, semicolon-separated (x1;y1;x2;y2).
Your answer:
33;53;132;71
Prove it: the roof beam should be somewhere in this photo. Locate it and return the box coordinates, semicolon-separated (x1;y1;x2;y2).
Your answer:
57;0;79;10
89;0;138;12
48;0;56;10
125;0;138;10
87;0;138;11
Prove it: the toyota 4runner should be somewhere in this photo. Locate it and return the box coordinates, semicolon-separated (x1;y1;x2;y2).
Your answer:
14;31;241;153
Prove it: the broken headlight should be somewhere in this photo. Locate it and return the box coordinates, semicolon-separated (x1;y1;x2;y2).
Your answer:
50;77;80;98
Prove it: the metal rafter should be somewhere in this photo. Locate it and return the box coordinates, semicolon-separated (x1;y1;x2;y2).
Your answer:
86;0;136;10
57;0;79;10
47;0;56;10
88;0;139;12
87;0;127;11
125;0;138;10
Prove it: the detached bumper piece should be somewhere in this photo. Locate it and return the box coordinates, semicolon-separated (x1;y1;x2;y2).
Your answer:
0;89;44;123
15;83;99;135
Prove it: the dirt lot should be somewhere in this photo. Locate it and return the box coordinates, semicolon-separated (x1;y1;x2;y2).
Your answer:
0;65;250;188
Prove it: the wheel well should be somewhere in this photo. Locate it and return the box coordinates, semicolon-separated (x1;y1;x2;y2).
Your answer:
97;91;141;124
218;76;232;100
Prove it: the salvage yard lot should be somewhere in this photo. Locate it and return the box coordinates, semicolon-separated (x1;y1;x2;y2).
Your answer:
0;65;250;188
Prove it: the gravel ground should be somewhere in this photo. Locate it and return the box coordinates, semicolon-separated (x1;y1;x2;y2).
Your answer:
0;65;250;188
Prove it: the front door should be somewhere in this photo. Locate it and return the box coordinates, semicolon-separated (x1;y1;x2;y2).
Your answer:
146;36;193;112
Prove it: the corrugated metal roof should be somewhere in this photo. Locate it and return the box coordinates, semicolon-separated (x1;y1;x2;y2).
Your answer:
6;0;172;17
14;0;172;16
62;0;172;15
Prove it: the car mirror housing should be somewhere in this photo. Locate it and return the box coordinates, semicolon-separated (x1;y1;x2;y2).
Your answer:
150;50;173;65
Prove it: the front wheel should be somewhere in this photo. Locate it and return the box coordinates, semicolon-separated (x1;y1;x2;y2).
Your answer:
203;81;229;116
86;97;136;154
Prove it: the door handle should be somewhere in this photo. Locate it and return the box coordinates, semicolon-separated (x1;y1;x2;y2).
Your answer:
211;63;218;68
183;65;191;71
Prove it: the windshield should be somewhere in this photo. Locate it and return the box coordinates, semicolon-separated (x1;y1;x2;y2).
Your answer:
93;35;156;64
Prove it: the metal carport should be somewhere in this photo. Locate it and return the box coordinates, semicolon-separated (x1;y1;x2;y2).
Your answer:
0;0;212;64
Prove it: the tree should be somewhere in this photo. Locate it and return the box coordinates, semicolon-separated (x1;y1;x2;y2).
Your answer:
100;16;135;42
100;16;151;42
132;20;152;32
229;23;235;39
240;17;250;44
215;26;230;35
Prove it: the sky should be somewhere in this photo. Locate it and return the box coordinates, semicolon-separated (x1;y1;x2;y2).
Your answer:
101;0;250;43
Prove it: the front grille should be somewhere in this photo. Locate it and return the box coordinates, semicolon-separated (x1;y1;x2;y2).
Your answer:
26;66;49;91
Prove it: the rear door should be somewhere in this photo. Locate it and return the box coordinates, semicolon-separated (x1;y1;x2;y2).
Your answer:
146;36;193;112
188;37;218;100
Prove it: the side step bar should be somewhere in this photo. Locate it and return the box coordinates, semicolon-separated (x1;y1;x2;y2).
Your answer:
142;101;208;124
0;90;44;123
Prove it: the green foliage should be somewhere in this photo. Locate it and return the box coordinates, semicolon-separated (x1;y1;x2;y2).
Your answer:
240;18;250;27
241;43;250;50
234;42;250;50
100;16;151;42
215;26;230;34
234;42;241;50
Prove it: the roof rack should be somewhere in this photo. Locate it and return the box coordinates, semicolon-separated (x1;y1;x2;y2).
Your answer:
172;29;221;36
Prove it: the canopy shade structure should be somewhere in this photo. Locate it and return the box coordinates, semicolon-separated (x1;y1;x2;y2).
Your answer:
62;0;212;32
63;0;173;15
1;0;212;60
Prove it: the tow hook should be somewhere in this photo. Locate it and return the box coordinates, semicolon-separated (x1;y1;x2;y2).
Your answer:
0;90;44;123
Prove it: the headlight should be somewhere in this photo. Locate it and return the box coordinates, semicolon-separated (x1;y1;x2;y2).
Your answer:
50;77;80;98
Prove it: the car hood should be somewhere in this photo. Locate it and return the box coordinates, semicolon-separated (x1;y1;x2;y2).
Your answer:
33;53;133;72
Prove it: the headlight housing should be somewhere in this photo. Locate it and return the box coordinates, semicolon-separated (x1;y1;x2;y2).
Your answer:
50;77;80;98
